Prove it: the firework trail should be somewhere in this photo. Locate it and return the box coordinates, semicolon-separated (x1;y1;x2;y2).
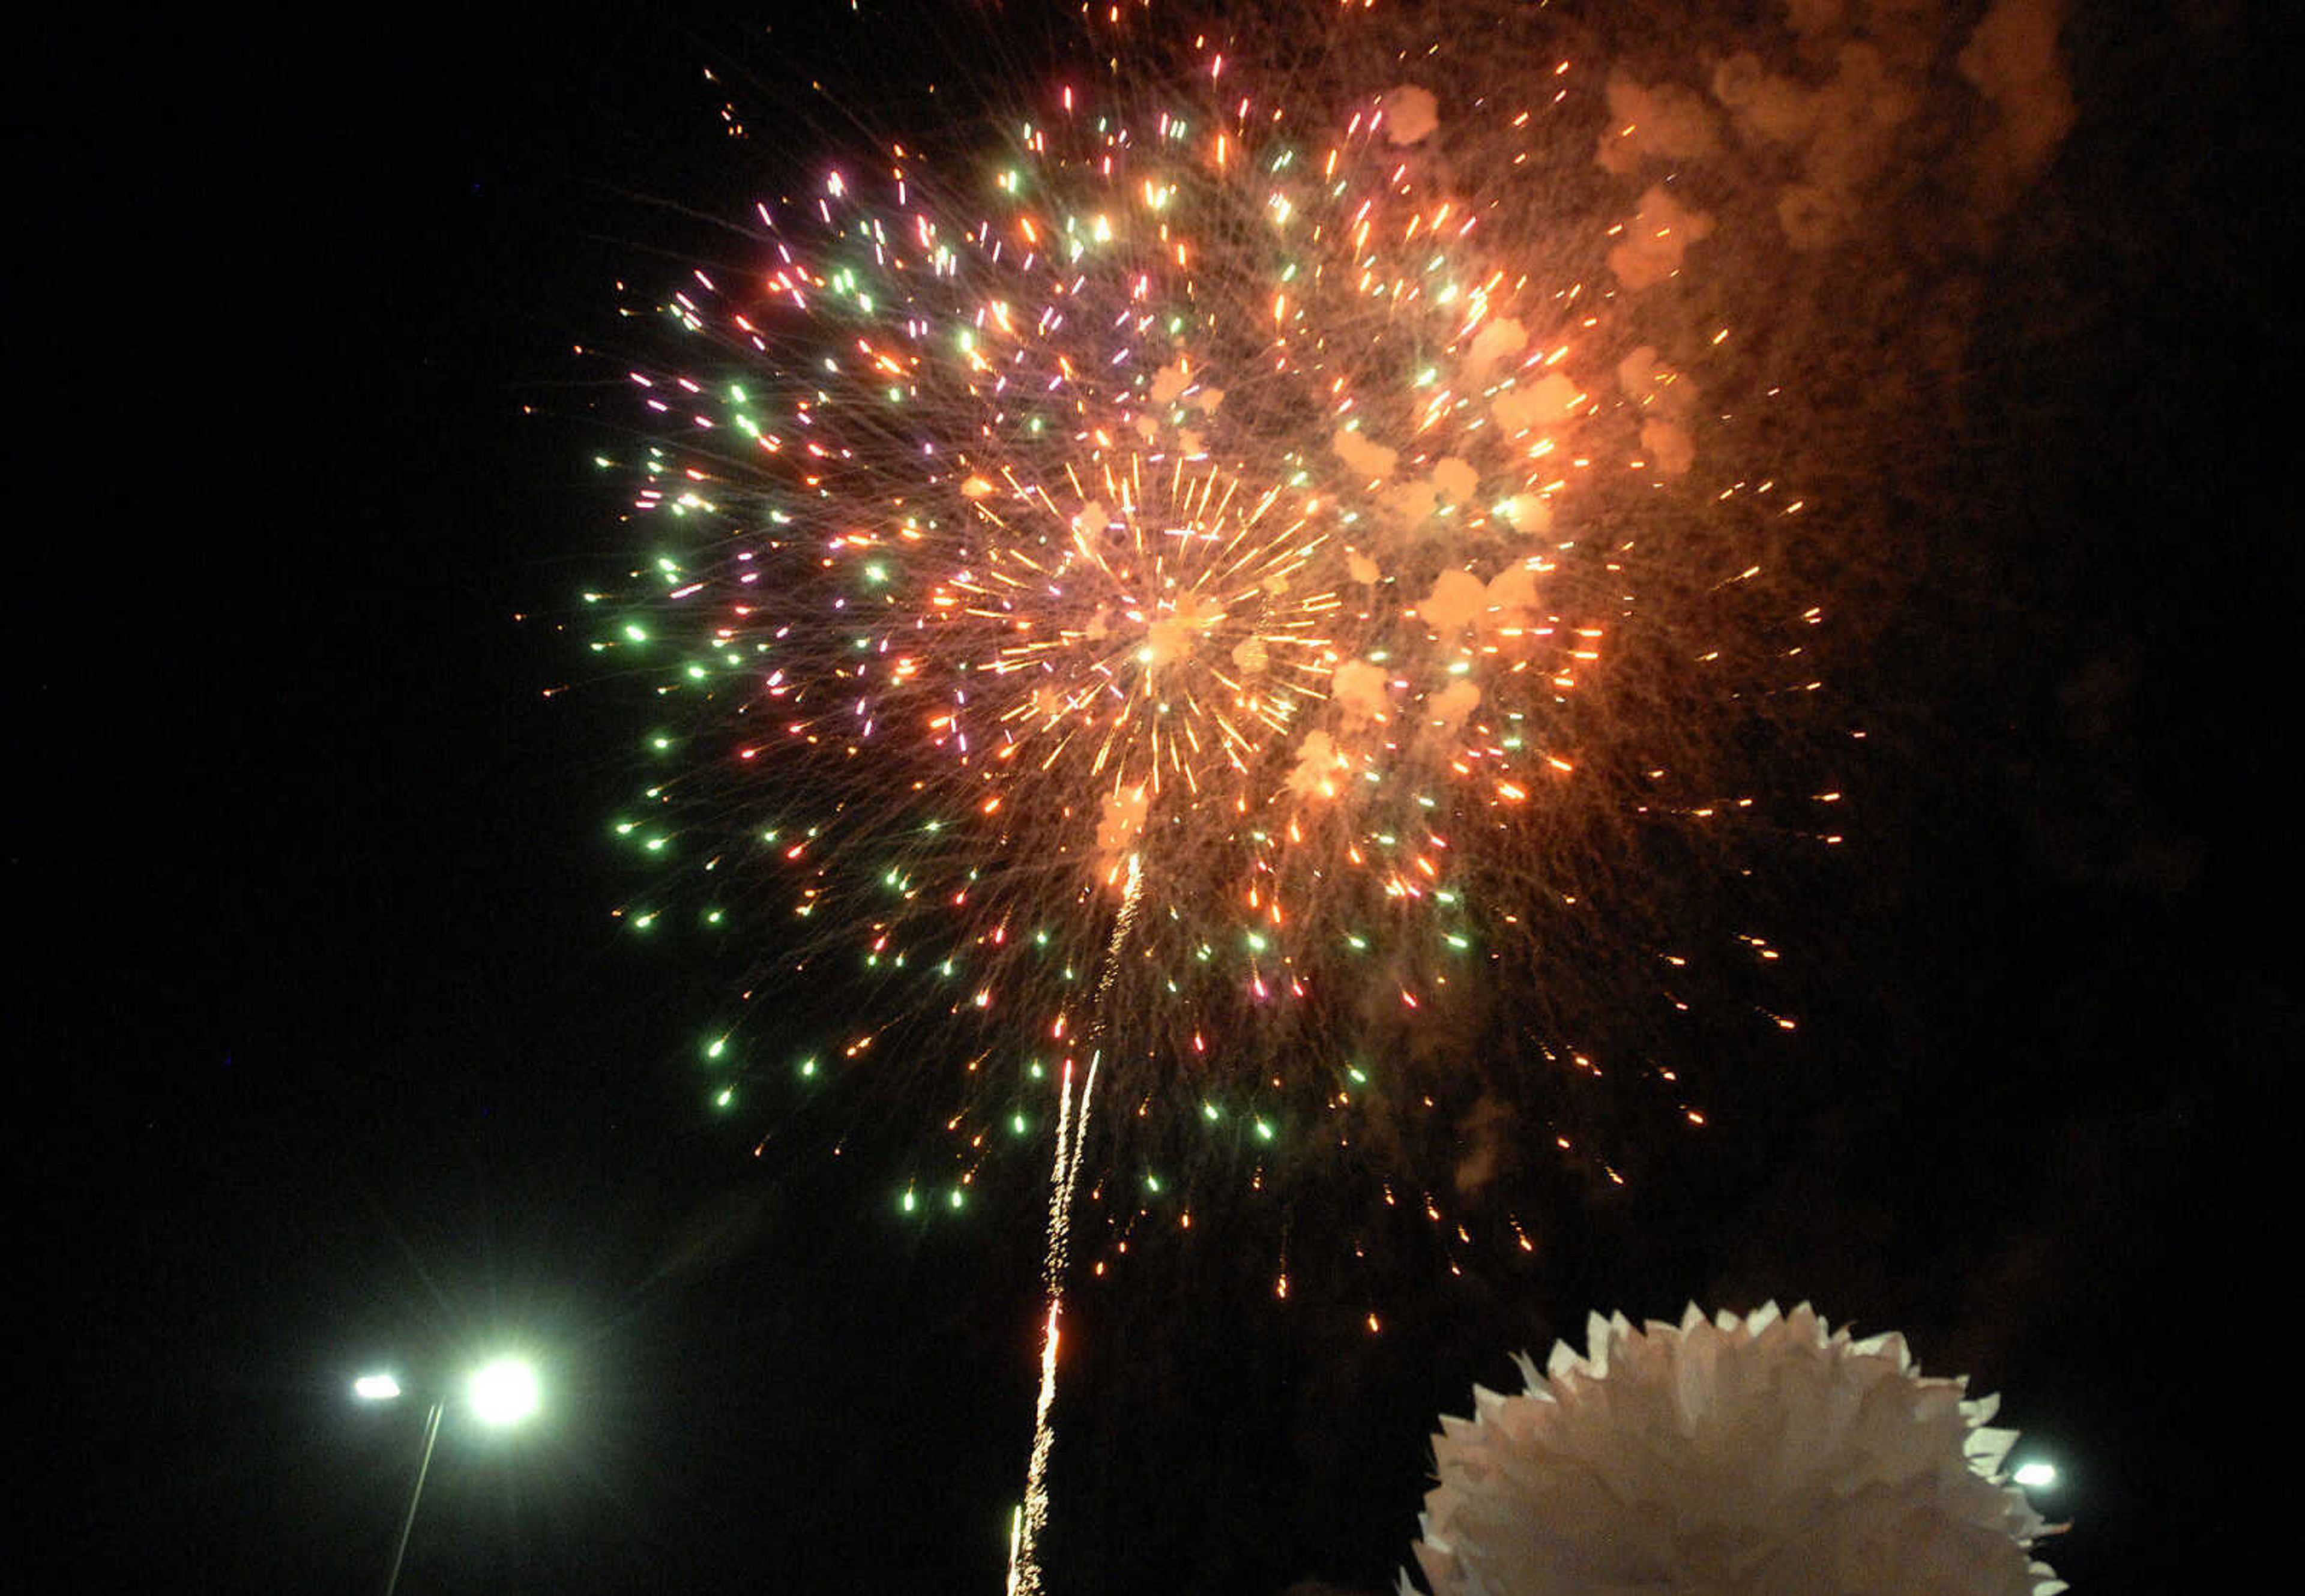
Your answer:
1009;1044;1097;1596
1009;852;1136;1596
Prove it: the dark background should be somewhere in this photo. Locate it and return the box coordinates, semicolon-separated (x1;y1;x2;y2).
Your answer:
14;3;2285;1591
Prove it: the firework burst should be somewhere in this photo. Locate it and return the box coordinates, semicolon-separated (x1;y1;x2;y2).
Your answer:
584;4;1832;1287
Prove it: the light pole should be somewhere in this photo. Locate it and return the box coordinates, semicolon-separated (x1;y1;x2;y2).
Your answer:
353;1357;539;1596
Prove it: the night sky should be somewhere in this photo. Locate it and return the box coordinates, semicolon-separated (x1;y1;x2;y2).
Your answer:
18;4;2285;1592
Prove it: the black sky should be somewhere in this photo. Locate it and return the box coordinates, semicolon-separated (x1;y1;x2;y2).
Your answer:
16;4;2290;1592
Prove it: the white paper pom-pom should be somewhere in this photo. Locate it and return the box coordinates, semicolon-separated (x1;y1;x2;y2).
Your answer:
1406;1303;2063;1596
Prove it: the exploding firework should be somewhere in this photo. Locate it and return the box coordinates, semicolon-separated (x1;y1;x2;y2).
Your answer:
582;2;1849;1287
1411;1304;2064;1595
558;6;2092;1588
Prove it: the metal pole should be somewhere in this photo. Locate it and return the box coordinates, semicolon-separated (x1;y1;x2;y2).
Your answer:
382;1398;442;1596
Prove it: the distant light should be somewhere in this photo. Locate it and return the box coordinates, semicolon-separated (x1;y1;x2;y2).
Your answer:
352;1373;402;1402
467;1358;540;1427
2013;1460;2058;1489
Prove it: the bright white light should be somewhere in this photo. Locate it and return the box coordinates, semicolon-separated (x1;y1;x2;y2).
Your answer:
467;1358;540;1427
352;1373;403;1402
2014;1460;2058;1489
